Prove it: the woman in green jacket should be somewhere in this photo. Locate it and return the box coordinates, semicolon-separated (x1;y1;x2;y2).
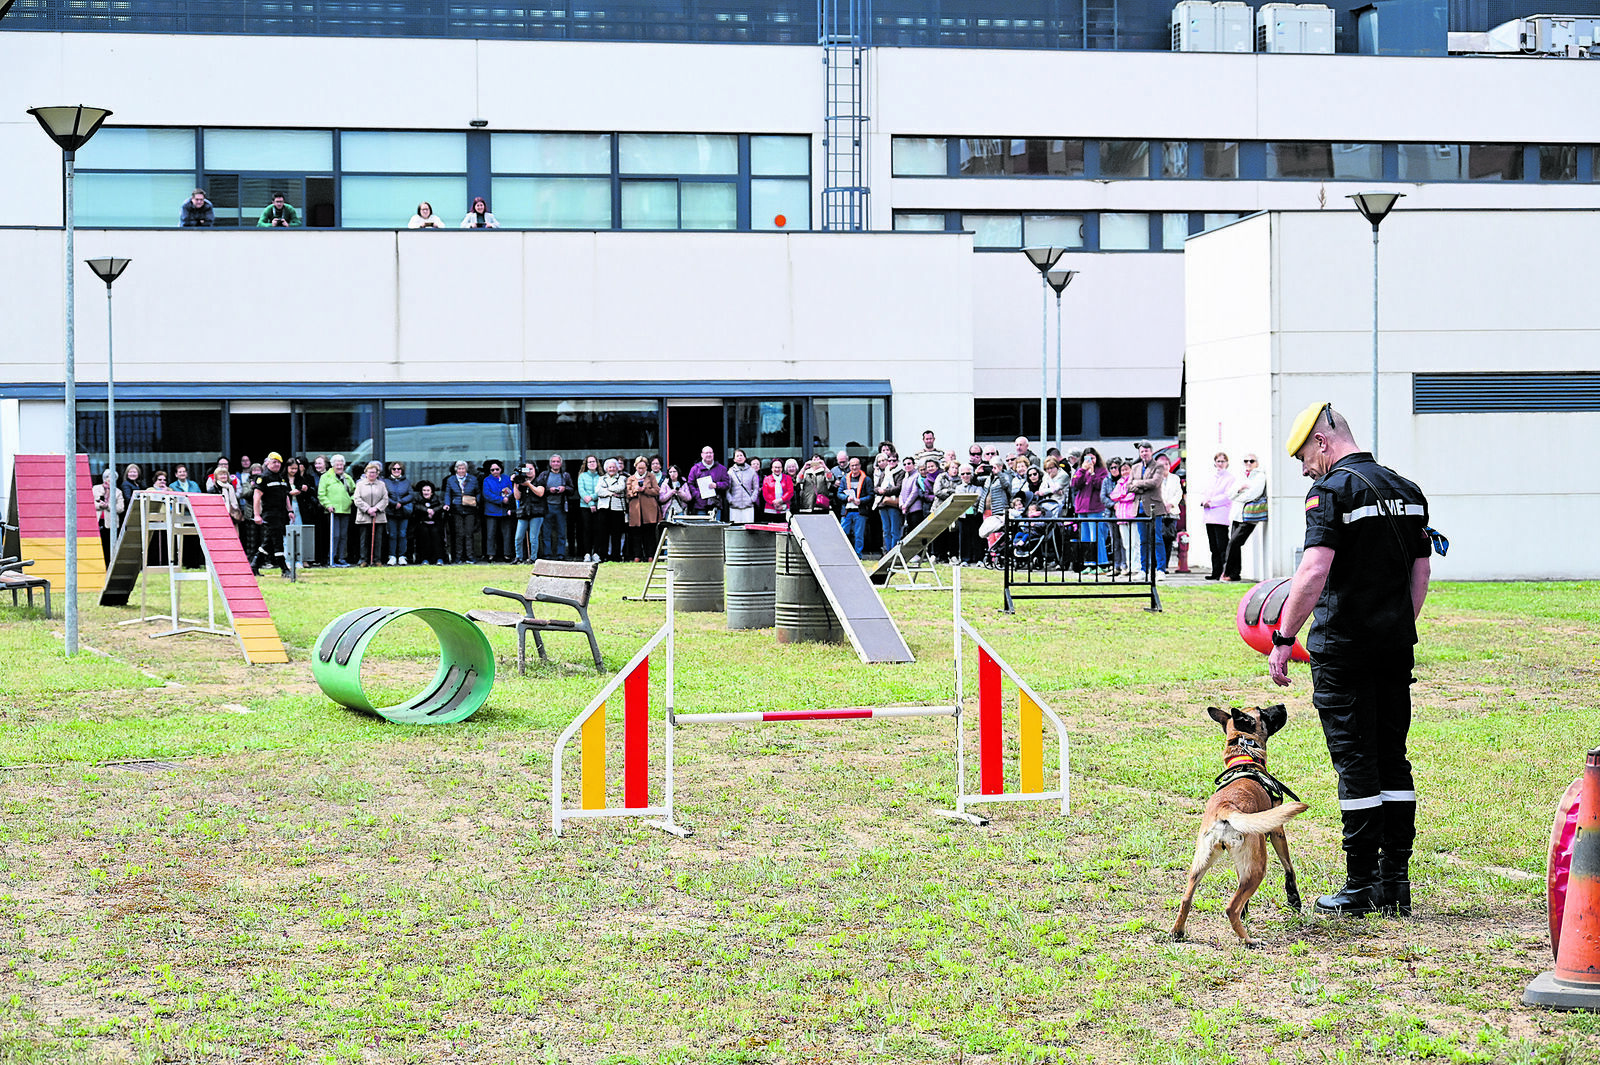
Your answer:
318;454;357;568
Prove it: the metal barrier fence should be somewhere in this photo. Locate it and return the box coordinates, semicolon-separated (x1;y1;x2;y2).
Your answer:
1001;513;1162;613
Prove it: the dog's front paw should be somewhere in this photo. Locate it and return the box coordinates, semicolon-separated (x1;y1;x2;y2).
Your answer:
1240;938;1263;949
1285;892;1302;912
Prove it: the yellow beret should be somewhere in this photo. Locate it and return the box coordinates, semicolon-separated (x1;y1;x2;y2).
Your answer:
1285;401;1327;457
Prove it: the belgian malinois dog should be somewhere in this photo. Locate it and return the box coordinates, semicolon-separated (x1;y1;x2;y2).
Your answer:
1171;705;1306;946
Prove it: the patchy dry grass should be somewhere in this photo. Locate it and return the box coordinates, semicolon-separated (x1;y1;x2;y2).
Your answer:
0;565;1596;1063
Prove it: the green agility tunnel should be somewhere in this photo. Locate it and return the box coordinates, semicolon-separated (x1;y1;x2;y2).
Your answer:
312;607;495;724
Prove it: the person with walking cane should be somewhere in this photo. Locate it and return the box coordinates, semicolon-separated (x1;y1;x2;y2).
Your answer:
352;461;390;566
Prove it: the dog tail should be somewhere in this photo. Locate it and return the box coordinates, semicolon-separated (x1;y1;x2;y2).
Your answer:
1224;802;1308;835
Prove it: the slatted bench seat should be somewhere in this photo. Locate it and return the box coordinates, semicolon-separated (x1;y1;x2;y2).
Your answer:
0;561;52;617
468;559;603;673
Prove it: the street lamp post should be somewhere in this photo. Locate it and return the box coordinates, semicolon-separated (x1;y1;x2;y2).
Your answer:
1045;265;1078;454
1022;246;1067;448
86;258;132;504
1347;191;1403;457
29;105;113;657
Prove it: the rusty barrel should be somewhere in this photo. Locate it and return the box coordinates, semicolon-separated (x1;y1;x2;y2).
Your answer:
724;526;777;630
667;521;725;612
775;532;842;644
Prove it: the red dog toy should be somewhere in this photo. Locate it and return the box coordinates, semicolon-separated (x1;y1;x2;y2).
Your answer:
1236;578;1310;663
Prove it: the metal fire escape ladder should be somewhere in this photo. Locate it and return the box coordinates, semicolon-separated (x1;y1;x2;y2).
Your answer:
819;0;870;231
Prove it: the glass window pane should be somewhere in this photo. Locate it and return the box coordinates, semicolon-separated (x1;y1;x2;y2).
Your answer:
78;172;198;227
525;400;659;458
751;178;809;230
1023;215;1084;248
893;212;946;231
1266;142;1332;179
340;132;467;173
974;399;1039;440
1202;212;1242;231
1331;143;1382;180
1539;145;1577;181
492;177;612;229
1162;213;1190;249
298;401;375;469
812;397;884;454
618;134;737;175
77;401;223;475
491;133;612;174
1099;140;1150;178
204;129;333;172
78;127;194;170
959;138;1083;176
383;401;520;488
680;182;736;230
729;400;803;455
1099;398;1152;439
751;135;809;175
1161;141;1189;178
1465;144;1523;180
962;214;1022;249
891;137;948;176
343;175;467;228
1398;144;1461;180
621;180;679;229
1201;141;1239;179
1100;212;1150;250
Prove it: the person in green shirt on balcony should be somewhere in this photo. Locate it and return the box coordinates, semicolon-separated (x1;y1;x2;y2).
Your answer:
257;192;302;228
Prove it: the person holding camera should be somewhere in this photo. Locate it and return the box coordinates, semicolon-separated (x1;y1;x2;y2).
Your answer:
256;192;302;228
512;462;543;565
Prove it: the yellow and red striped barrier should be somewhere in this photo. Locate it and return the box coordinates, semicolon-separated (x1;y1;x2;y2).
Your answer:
551;569;1068;837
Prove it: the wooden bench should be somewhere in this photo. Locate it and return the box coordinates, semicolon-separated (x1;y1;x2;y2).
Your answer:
0;560;52;618
468;559;603;673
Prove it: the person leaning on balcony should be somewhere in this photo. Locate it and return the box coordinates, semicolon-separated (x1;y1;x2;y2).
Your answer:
180;188;214;227
460;196;499;229
408;201;445;229
256;192;302;228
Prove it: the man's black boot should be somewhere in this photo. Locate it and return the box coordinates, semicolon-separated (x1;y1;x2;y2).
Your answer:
1316;806;1385;916
1377;799;1416;916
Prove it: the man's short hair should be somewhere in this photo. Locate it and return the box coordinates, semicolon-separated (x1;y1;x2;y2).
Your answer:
193;188;207;197
272;191;285;200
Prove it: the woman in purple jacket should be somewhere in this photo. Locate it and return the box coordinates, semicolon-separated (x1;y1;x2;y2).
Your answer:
1071;447;1109;571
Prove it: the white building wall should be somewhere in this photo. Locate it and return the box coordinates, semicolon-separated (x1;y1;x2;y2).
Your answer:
1;227;975;448
1186;209;1600;581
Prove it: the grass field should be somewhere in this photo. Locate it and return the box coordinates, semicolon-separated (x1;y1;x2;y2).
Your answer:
0;561;1596;1064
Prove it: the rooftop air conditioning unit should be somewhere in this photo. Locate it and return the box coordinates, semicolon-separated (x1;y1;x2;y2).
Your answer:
1173;1;1254;50
1256;3;1335;53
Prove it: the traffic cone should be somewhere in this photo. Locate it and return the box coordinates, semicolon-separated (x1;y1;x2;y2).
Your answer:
1524;746;1600;1010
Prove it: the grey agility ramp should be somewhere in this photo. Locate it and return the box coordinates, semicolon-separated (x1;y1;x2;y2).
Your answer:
870;489;982;588
788;514;914;664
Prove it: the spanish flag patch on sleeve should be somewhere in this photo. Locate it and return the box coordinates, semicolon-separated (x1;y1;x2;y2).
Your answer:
1304;495;1320;511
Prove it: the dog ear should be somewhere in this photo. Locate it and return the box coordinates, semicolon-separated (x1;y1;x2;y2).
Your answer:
1231;708;1256;733
1260;703;1288;736
1206;706;1231;729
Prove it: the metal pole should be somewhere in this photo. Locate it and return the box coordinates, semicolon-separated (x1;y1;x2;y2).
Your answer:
106;281;116;514
64;149;79;656
1039;276;1048;450
1053;291;1063;454
1370;224;1380;457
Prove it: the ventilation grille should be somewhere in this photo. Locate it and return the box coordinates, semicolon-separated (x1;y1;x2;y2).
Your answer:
1413;373;1600;414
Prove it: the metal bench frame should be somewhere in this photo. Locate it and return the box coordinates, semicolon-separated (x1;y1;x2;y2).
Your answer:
469;559;603;673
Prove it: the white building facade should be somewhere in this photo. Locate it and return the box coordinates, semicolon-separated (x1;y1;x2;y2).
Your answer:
3;21;1598;493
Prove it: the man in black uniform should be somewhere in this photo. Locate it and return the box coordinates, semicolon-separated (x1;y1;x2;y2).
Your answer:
251;452;294;578
1269;401;1432;917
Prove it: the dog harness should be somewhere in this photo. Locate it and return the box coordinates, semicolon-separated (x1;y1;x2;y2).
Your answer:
1214;744;1303;806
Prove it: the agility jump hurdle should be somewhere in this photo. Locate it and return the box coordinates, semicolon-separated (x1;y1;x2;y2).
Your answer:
550;568;1069;836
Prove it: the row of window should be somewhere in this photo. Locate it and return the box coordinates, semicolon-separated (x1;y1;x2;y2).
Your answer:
895;210;1246;252
975;398;1179;442
893;138;1599;183
73;395;890;487
73;128;811;230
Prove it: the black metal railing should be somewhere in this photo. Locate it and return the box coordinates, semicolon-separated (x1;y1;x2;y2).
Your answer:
999;513;1161;613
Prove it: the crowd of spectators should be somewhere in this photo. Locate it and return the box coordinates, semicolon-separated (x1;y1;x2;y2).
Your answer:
89;431;1261;578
